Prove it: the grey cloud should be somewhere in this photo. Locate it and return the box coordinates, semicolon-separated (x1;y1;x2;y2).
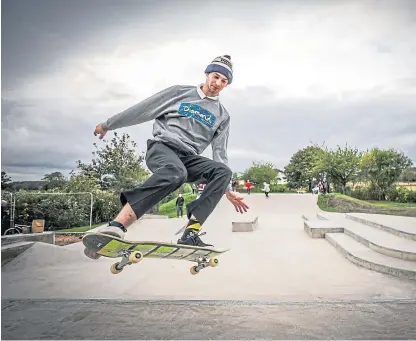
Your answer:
1;93;155;181
1;0;169;89
368;40;393;54
221;86;416;171
99;90;136;102
1;0;306;90
397;78;416;88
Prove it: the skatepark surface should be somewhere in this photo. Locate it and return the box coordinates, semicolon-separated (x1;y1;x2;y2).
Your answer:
2;193;416;339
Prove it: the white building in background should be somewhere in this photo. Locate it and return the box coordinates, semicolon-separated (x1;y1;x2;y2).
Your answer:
276;170;287;185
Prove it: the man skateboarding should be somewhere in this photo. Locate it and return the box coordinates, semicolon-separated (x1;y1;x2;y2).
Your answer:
93;55;249;247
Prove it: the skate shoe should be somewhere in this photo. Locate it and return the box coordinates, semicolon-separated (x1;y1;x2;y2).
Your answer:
84;222;126;260
177;228;214;248
96;221;126;240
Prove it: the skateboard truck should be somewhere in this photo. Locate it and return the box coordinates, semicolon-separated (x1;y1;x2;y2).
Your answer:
190;255;219;275
110;250;143;274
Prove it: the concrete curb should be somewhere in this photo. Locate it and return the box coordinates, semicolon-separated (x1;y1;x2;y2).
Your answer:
346;214;416;241
326;233;416;280
232;216;258;232
343;227;416;261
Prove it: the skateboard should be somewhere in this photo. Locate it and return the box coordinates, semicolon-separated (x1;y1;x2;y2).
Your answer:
82;232;229;275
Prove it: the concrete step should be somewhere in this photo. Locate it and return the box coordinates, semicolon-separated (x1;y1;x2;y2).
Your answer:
326;233;416;280
346;213;416;241
232;216;258;232
342;219;416;261
303;219;344;238
1;241;34;266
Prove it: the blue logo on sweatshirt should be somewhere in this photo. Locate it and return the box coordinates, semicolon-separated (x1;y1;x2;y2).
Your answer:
178;103;216;129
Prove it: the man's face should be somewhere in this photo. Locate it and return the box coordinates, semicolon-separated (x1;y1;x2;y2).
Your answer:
205;72;228;96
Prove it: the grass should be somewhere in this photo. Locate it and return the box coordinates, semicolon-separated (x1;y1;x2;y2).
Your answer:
364;200;416;207
158;193;198;218
55;223;104;232
317;193;416;217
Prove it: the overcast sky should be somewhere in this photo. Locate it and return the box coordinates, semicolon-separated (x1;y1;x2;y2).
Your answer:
2;0;416;181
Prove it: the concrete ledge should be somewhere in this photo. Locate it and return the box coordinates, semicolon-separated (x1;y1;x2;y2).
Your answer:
326;233;416;280
346;214;416;241
142;214;169;219
317;213;330;220
232;216;258;232
1;232;55;246
304;220;344;238
1;241;34;266
55;232;87;236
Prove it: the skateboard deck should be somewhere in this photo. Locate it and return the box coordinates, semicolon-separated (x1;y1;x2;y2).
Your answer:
82;232;229;275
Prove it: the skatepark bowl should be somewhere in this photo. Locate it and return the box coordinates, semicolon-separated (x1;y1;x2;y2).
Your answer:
2;193;416;339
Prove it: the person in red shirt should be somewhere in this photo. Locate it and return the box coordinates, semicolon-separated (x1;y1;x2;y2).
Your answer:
245;180;252;195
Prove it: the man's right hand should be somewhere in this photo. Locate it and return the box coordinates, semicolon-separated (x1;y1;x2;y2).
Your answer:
94;123;108;139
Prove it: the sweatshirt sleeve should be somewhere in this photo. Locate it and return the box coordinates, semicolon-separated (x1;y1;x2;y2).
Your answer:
101;85;179;130
212;117;233;192
211;116;230;165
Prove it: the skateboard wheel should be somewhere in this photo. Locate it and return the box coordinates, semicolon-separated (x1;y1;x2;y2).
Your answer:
84;247;101;260
128;251;143;263
209;257;219;267
190;266;199;275
110;262;123;274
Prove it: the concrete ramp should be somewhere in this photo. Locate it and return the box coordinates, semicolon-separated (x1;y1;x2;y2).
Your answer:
2;242;90;272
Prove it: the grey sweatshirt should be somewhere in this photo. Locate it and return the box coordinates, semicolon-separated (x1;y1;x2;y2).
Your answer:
101;84;231;166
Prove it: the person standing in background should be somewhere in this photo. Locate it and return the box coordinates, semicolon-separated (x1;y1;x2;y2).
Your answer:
262;182;270;198
176;193;185;218
245;180;252;195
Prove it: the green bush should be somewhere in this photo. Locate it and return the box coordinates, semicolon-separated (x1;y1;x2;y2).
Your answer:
270;184;289;192
407;189;416;203
11;189;122;230
350;186;416;203
242;183;290;193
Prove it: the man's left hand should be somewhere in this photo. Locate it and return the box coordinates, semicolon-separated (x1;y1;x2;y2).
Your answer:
225;191;249;214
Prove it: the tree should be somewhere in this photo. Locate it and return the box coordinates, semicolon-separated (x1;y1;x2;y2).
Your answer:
399;167;416;182
75;132;150;191
284;146;324;190
64;172;101;193
42;172;67;190
314;143;362;194
241;161;279;185
1;171;11;190
361;147;413;199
